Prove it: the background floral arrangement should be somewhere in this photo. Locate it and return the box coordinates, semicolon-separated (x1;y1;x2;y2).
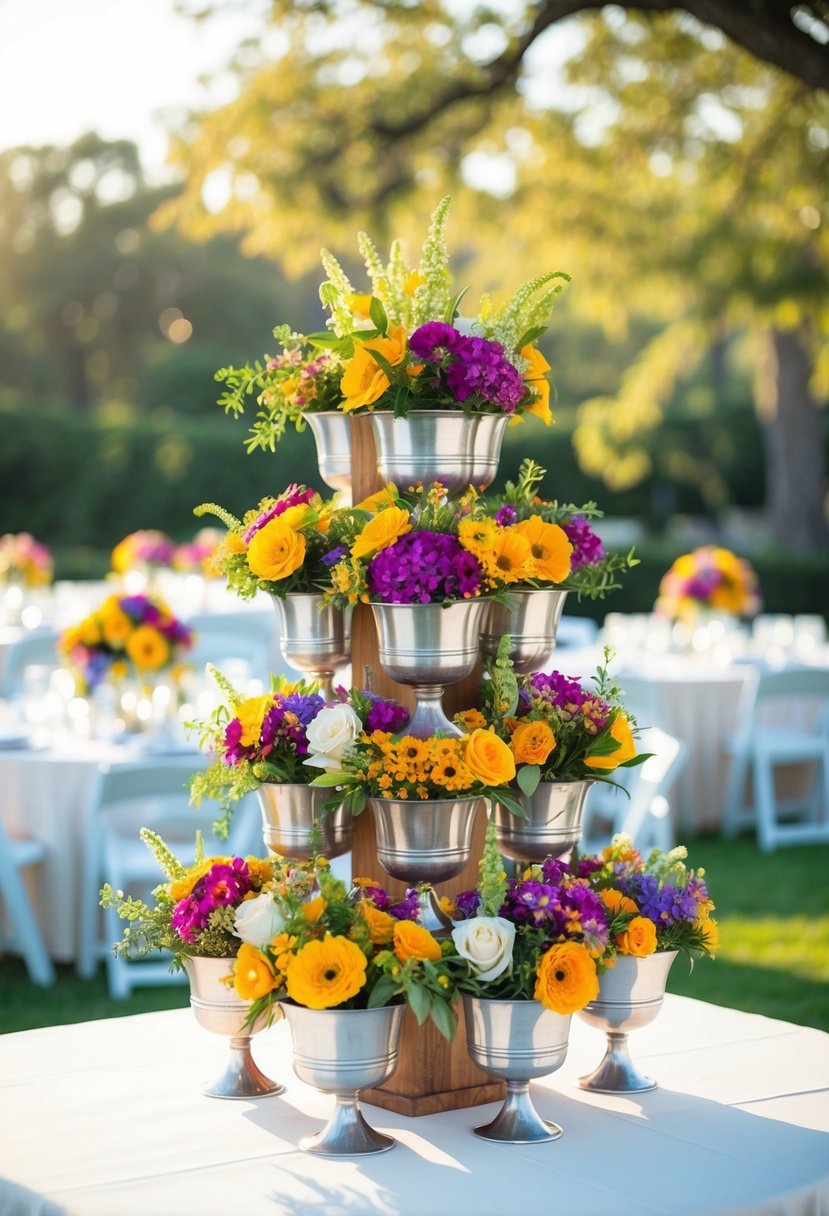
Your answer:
655;545;761;620
111;529;177;575
0;531;53;586
312;718;525;820
193;483;356;600
210;196;569;452
576;834;719;962
100;829;276;965
171;527;224;576
484;459;639;600
58;591;194;692
446;820;606;1014
189;668;410;835
459;640;643;796
225;854;460;1039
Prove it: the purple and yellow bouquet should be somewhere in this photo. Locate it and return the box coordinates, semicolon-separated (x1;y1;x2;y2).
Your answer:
655;546;761;621
111;529;177;575
576;834;719;962
193;483;355;601
58;592;194;692
101;830;277;965
0;532;53;586
172;527;224;576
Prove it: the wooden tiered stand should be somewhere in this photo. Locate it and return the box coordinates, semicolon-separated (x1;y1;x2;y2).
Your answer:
346;416;505;1115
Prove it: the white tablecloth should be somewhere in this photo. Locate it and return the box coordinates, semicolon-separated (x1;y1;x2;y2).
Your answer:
0;996;827;1216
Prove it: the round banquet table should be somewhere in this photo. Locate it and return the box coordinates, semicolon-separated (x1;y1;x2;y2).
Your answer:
0;996;826;1216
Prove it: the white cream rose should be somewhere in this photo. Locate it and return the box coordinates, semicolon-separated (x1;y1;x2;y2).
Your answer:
233;892;285;948
451;915;516;982
303;703;362;771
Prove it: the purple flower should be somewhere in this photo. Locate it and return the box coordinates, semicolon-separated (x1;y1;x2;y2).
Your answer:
453;890;482;920
445;336;525;411
171;897;204;943
365;695;410;734
357;882;391;911
495;505;518;527
390;888;421;921
500;879;562;928
321;545;347;567
409;322;463;360
198;859;251;913
367;531;483;604
529;670;587;709
243;485;316;542
541;857;573;885
562;517;605;571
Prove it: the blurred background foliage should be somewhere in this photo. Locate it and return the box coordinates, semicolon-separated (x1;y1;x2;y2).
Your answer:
0;2;827;614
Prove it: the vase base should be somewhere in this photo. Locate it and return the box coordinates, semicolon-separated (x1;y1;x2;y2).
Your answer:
299;1120;395;1157
578;1060;656;1094
202;1045;285;1100
472;1115;563;1144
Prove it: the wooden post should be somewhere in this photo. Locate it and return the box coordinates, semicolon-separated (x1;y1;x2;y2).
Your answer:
348;416;505;1114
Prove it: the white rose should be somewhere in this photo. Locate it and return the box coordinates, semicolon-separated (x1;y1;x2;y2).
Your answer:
451;915;516;982
303;703;362;770
233;893;284;948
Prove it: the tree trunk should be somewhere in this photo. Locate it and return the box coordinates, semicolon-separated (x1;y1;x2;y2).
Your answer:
755;325;829;553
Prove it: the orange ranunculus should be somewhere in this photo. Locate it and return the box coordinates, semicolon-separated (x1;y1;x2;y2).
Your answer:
600;888;639;916
393;920;442;963
585;713;637;771
354;484;399;513
302;896;327;922
357;901;396;945
285;935;367;1009
232;943;277;1001
463;728;516;787
615;915;658;957
509;719;557;766
350;506;412;560
513;516;573;584
247;516;307;582
340;325;408;412
125;625;170;671
534;941;599;1014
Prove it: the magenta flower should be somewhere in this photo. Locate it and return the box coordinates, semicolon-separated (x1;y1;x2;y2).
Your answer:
562;516;605;571
367;531;483;604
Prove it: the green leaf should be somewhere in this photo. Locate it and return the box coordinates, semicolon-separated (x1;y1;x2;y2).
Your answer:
367;976;400;1008
406;980;432;1026
516;764;541;797
429;998;457;1042
309;770;350;787
369;296;389;334
491;789;528;820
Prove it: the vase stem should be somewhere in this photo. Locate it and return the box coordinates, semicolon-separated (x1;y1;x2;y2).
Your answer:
408;685;460;738
203;1035;285;1100
578;1031;656;1093
300;1093;395;1156
473;1079;562;1144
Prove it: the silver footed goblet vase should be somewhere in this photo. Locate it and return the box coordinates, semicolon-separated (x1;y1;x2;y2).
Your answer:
577;950;678;1093
183;955;283;1099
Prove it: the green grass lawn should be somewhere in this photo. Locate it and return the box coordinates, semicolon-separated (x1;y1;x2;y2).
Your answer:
1;835;828;1036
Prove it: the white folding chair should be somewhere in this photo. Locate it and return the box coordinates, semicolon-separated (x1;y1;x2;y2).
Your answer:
0;818;56;986
722;667;829;852
581;726;687;854
0;630;62;700
185;627;275;685
77;758;263;998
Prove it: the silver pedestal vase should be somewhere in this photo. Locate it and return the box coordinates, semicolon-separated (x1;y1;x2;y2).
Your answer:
256;782;353;860
304;411;352;503
462;995;570;1143
480;588;569;673
370;598;488;737
183;955;283;1100
369;410;508;497
577;950;678;1093
270;592;352;700
368;795;484;884
493;779;594;863
283;1003;405;1155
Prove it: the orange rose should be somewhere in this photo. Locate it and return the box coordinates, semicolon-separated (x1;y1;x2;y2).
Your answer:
350;506;412;560
357;901;396;945
615;915;658;957
534;941;599;1013
509;719;556;766
232;943;277;1001
393;920;442;963
463;728;516;787
247;517;307;582
585;713;638;771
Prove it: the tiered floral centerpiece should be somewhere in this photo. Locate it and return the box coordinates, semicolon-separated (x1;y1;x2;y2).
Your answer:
655;545;761;622
111;529;177;579
0;531;53;586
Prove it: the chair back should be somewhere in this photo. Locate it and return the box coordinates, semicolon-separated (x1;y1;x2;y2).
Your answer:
581;725;686;852
750;667;829;736
0;630;62;700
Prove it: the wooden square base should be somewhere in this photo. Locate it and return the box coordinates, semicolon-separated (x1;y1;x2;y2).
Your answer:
361;1005;505;1117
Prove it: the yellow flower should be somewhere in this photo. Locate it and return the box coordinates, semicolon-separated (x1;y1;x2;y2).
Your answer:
599;888;639;916
463;728;516;787
354;484;399;513
232;943;277;1001
101;608;132;647
615;915;658;957
585;713;637;771
520;343;553;427
247;516;307;582
357;901;396;944
534;941;599;1014
458;517;498;557
393;920;442;963
509;719;556;766
697;917;720;954
350;506;412;560
482;528;535;586
404;270;424;295
514;516;572;584
347;292;373;317
125;625;170;671
455;708;489;731
340;325;408;412
302;896;327;922
235;694;273;747
285;935;367;1009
